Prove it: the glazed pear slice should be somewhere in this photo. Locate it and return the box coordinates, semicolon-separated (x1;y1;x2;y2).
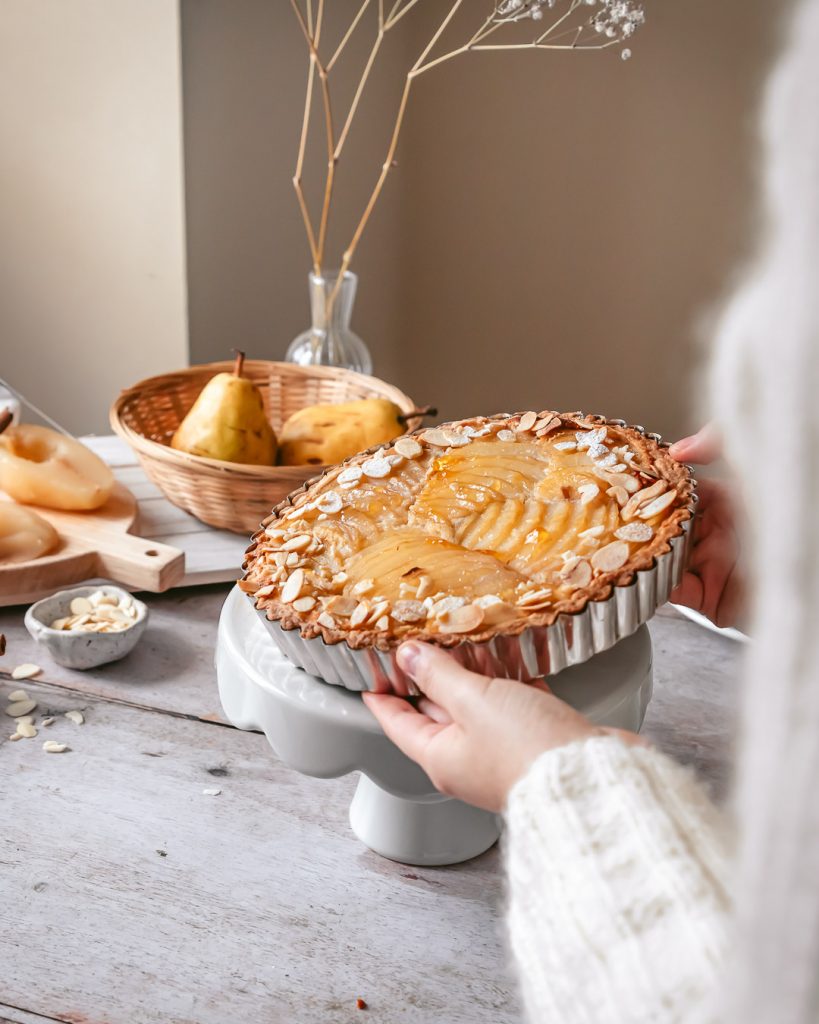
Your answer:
410;439;551;526
343;527;524;603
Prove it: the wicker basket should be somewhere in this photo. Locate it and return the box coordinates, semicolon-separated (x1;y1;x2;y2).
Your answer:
110;361;422;535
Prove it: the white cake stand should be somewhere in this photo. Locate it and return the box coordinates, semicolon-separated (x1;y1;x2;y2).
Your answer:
216;586;653;866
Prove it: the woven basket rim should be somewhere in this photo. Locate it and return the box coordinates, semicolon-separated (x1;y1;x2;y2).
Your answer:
109;360;421;480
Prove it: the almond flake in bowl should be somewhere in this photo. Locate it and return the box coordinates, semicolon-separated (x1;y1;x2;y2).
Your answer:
25;584;149;670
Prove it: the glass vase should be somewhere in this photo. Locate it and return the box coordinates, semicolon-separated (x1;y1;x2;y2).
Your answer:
285;270;372;374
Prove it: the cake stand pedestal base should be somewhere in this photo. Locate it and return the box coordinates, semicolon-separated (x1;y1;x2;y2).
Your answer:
216;586;653;867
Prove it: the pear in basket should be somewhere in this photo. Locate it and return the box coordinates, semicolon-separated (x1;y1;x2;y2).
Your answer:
171;352;277;466
278;397;413;466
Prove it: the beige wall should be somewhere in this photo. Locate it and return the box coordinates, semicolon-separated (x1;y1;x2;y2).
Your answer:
183;1;784;442
0;0;188;435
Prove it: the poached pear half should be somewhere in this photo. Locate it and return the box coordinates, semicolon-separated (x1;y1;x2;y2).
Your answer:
171;352;277;465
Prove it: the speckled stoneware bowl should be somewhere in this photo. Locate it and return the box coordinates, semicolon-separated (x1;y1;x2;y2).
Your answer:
25;584;148;670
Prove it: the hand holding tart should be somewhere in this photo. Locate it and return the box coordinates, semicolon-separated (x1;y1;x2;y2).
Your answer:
242;412;695;692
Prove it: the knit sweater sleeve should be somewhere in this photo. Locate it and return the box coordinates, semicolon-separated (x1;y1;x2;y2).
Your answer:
504;736;731;1024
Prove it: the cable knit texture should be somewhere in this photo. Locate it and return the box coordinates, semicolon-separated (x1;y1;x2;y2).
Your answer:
505;738;730;1024
502;3;819;1021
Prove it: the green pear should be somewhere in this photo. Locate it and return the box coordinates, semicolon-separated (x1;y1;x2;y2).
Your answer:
171;352;277;465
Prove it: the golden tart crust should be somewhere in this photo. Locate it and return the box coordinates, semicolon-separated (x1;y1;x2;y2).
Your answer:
242;412;695;651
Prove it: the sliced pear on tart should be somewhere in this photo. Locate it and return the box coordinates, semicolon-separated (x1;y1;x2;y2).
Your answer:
243;412;694;646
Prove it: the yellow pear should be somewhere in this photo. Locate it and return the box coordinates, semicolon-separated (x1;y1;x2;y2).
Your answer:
171;352;277;465
278;398;409;466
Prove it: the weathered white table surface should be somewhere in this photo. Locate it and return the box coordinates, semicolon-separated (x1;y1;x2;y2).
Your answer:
0;590;742;1024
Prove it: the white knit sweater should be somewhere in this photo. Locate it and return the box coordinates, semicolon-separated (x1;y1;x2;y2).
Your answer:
503;2;819;1021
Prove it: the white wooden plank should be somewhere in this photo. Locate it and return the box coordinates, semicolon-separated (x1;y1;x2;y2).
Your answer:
0;594;741;789
0;585;232;724
79;435;249;589
0;681;516;1024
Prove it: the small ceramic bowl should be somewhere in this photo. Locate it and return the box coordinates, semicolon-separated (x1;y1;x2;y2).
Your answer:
25;584;148;670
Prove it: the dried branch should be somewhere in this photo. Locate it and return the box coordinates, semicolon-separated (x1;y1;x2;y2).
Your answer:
287;0;645;318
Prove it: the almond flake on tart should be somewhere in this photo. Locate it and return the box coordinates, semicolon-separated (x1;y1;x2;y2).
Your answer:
241;412;695;650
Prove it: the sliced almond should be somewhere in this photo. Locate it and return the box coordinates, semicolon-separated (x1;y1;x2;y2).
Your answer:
516;411;537;433
5;699;37;718
16;721;37;739
437;605;485;634
316;491;342;515
316;611;337;629
535;415;562;435
352;578;375;596
637;490;677;520
518;588;553;607
615;522;654;542
604;472;641;494
350;601;371;628
415;575;434;600
331;571;348;586
7;689;29;703
480;600;517;626
392;600;427;623
374;615;391;631
41;717;55;727
606;485;629;507
273;552;289;567
11;664;41;681
292;596;316;613
496;429;516;442
393;436;422;459
325;596;358;617
9;733;22;741
69;597;93;616
591;541;630;573
560;557;592;589
420;428;452;448
337;465;363;485
441;429;470;447
65;710;85;726
621;480;667;520
285;552;300;567
264;525;285;541
577;483;600;505
553;440;577;452
254;583;277;599
578;524;605;539
281;534;311;553
362;456;392;479
281;568;305;604
367;600;391;624
42;741;69;754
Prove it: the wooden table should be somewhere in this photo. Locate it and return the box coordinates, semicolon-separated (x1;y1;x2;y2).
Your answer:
0;590;741;1024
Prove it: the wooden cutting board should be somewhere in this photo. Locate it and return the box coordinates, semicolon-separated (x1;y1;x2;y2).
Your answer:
0;483;185;606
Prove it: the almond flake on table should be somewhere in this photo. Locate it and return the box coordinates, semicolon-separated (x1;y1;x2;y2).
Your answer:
8;689;29;702
202;788;222;796
42;741;69;753
11;664;41;681
64;710;85;726
16;721;37;739
5;699;37;718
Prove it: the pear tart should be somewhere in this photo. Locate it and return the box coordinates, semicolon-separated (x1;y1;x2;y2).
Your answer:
242;412;695;663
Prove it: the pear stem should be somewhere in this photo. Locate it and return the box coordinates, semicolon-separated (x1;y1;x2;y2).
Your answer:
232;350;246;378
397;405;437;426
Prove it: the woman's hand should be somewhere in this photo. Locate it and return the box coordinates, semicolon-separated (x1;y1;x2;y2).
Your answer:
363;642;643;813
668;425;745;628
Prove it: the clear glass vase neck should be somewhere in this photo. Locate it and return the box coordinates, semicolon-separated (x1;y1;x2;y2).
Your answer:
309;270;356;332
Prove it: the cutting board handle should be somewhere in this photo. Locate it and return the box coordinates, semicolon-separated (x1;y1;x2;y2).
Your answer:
92;531;185;592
